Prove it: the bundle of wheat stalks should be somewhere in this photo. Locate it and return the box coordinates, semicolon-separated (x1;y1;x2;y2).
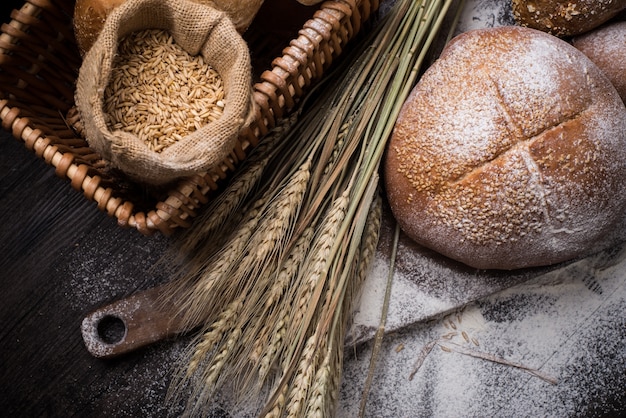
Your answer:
162;0;461;416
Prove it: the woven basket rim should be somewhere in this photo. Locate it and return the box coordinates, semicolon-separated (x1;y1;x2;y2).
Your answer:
0;0;379;235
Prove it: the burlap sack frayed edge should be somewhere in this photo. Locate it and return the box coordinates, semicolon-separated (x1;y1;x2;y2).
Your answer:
75;0;256;186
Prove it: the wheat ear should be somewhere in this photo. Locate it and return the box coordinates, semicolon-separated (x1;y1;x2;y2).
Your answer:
287;191;349;345
181;158;313;409
177;112;299;255
185;295;245;376
230;158;311;289
251;227;314;374
262;372;289;418
285;331;325;418
206;159;312;378
353;191;383;297
304;352;332;418
170;196;267;330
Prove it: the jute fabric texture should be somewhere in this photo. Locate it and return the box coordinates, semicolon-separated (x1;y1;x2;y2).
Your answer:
75;0;255;185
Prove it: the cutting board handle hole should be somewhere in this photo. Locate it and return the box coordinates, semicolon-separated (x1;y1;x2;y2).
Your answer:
96;315;127;345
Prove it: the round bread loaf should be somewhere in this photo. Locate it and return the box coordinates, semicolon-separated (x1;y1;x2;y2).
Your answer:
73;0;264;56
511;0;626;37
384;26;626;270
573;21;626;102
74;0;126;56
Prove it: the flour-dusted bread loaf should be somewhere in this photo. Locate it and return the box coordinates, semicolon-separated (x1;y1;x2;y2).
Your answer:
384;26;626;270
511;0;626;37
573;21;626;102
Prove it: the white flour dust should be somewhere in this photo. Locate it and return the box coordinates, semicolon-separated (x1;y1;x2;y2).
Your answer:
338;242;626;417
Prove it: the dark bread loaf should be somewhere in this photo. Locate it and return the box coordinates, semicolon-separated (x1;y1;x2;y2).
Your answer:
573;21;626;102
511;0;626;37
384;26;626;270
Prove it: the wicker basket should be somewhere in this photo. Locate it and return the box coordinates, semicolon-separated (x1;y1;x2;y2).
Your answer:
0;0;379;235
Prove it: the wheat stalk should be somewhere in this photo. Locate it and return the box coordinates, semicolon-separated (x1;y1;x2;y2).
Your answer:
285;331;324;418
185;296;245;376
252;227;315;374
168;196;267;330
164;0;462;416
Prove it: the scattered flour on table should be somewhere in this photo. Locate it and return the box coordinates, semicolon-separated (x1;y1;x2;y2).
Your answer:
338;242;626;417
62;225;169;310
349;255;455;333
455;0;515;35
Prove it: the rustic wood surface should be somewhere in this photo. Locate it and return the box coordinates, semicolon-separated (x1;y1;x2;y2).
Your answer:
1;1;625;417
0;119;205;416
0;0;201;408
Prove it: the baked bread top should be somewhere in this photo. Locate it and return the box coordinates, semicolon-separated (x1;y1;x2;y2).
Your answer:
384;26;626;270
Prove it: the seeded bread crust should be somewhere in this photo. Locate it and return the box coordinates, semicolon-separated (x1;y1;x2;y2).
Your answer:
573;21;626;103
511;0;626;37
384;26;626;270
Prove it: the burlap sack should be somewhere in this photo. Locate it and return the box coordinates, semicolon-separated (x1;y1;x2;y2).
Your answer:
75;0;255;185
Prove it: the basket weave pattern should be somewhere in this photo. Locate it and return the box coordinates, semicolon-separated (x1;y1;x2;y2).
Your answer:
0;0;378;235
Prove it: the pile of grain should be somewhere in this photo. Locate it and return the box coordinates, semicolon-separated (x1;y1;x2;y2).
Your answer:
103;29;225;153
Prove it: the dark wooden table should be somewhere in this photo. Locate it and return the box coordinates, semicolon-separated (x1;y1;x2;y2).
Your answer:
1;1;625;417
0;2;199;412
0;110;206;416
